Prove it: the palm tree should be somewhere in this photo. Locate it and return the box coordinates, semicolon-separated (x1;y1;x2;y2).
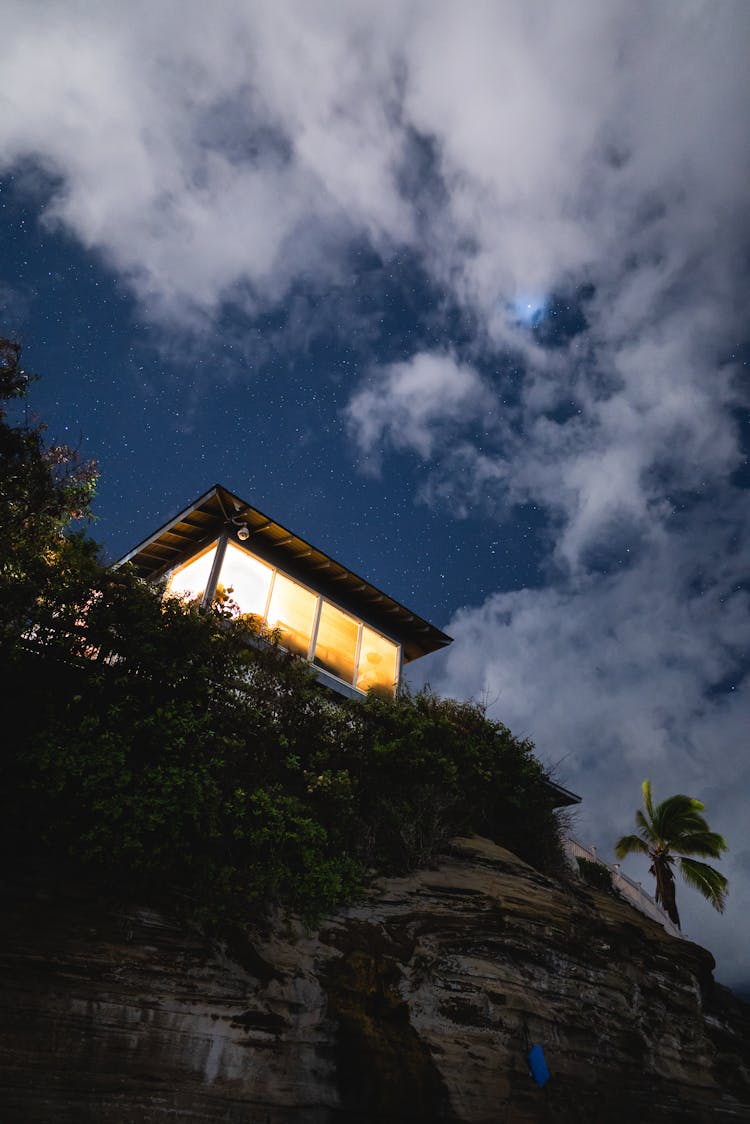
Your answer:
615;780;728;929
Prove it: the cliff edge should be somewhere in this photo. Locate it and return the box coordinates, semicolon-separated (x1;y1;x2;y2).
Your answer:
1;836;748;1122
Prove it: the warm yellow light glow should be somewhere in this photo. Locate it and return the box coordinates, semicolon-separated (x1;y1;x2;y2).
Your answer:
356;626;398;696
313;601;359;683
165;543;218;602
165;538;400;696
266;572;317;657
220;541;273;617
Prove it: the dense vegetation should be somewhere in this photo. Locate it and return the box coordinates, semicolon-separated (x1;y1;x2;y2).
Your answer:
0;338;566;926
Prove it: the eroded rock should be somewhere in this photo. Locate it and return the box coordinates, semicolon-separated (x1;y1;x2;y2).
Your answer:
1;837;747;1122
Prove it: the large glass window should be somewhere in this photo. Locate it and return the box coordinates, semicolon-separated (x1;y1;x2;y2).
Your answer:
265;572;318;658
166;538;400;695
219;540;273;619
166;542;218;602
313;601;359;684
356;626;399;696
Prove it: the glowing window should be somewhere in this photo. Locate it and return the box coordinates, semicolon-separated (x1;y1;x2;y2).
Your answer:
313;601;359;684
166;543;218;602
356;626;398;696
266;572;318;657
218;541;273;618
166;538;400;696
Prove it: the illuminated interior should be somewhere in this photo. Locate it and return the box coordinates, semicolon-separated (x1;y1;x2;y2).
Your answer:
265;570;318;658
165;537;400;695
220;540;273;619
165;543;218;602
313;601;359;684
356;625;399;695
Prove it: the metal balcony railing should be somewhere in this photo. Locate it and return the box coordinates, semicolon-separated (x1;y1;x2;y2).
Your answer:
565;837;684;939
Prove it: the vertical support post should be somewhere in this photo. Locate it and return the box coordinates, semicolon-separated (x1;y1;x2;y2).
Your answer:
202;527;230;609
352;623;363;688
308;596;323;661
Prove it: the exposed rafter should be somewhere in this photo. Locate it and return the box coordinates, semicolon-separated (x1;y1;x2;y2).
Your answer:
116;484;453;663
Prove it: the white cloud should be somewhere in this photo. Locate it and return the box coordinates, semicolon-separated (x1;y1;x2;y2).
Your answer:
3;2;748;340
416;501;749;981
345;352;494;465
1;1;413;322
402;1;750;349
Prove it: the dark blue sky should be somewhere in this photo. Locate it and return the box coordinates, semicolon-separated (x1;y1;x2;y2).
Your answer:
2;1;748;986
2;170;549;626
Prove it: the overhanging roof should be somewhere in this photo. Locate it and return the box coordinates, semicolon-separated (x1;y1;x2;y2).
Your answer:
116;484;453;663
545;780;582;808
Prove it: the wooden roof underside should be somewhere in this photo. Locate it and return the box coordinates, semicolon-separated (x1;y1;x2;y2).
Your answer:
117;484;453;663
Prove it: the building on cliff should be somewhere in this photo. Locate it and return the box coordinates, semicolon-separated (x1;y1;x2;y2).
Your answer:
117;483;453;701
118;483;581;810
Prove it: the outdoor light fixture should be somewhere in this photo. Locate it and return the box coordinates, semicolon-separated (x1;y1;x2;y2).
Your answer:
236;523;250;542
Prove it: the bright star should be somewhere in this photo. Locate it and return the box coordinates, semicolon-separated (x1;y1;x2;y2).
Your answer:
511;293;548;325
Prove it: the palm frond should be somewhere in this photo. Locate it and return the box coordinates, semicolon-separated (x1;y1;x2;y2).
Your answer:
651;796;711;841
615;834;650;860
620;782;729;919
679;857;728;913
634;809;652;837
673;831;728;859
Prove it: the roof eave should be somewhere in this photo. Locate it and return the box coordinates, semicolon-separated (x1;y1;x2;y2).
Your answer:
116;484;453;659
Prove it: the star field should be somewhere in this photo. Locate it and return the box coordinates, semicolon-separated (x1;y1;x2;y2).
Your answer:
1;172;545;628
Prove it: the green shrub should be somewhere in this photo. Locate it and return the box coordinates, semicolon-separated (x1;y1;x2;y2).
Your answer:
576;856;614;893
2;588;566;926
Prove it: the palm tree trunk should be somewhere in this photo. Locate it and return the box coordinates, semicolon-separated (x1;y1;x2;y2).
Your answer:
652;855;681;928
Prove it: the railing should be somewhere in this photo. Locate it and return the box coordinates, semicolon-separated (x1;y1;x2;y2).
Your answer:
565;837;684;939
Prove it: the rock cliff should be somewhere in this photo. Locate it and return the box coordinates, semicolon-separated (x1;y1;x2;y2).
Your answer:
1;837;748;1122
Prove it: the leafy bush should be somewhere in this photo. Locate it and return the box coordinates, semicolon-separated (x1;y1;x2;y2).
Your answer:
0;338;98;647
576;856;614;893
2;581;566;925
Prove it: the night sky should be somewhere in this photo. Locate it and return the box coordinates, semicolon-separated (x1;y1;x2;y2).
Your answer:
2;2;749;988
2;176;546;618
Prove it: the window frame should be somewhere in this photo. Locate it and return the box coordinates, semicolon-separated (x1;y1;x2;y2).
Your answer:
166;538;401;695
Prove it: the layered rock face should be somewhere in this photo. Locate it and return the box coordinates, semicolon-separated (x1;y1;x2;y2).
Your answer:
1;837;748;1122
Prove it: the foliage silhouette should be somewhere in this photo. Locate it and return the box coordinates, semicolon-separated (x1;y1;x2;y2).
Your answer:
0;337;98;646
